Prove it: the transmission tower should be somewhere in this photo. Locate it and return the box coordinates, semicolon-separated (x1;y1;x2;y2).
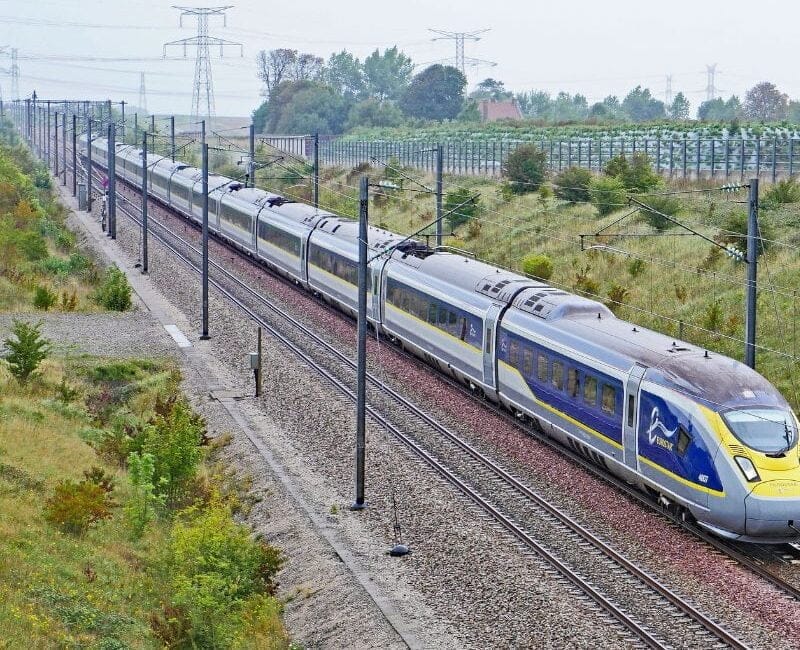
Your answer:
138;72;147;113
163;6;243;126
10;48;18;101
705;64;719;101
428;29;496;75
665;74;673;105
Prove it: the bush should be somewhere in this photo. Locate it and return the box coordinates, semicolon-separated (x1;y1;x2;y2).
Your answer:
168;500;284;646
589;176;627;216
2;319;51;383
61;290;78;311
604;152;661;193
627;258;647;277
554;167;593;203
639;195;682;231
444;187;482;231
522;253;554;280
718;211;775;255
573;265;600;296
43;478;115;535
764;177;800;206
94;264;132;311
125;452;163;538
502;144;548;194
143;399;206;504
33;285;57;310
606;284;630;312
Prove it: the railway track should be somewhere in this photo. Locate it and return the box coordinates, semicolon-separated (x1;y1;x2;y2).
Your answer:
101;176;749;650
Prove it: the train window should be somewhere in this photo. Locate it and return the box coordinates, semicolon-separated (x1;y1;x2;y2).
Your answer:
677;428;691;456
485;329;492;353
567;368;579;397
459;317;467;341
427;303;438;324
537;354;548;382
627;395;635;427
522;348;533;376
583;375;597;406
509;340;520;367
601;385;616;414
552;361;564;391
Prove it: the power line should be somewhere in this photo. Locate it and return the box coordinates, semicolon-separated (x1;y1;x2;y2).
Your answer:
163;5;243;125
428;28;496;75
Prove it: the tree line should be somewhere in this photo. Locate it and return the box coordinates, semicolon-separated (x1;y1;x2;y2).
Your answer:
252;47;800;134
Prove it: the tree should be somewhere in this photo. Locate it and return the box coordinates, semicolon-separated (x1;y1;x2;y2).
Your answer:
273;83;347;134
345;99;404;130
471;78;512;101
363;46;413;102
589;96;625;121
516;90;551;119
668;92;690;120
698;96;741;122
399;65;466;121
744;82;789;121
322;50;365;100
622;86;666;122
2;319;51;383
551;92;589;122
788;101;800;123
256;49;298;99
256;49;323;99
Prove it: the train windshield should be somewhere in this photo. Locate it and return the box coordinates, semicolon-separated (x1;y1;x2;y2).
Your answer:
723;408;797;454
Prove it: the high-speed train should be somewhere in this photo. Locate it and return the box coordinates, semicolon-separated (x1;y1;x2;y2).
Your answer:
85;135;800;543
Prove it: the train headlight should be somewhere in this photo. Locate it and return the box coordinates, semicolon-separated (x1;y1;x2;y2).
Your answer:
734;456;760;482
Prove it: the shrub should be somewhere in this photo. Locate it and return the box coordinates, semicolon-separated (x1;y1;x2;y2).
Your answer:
125;452;163;538
94;264;132;311
604;152;661;193
606;284;630;312
763;177;800;206
61;289;78;311
143;399;206;504
33;285;57;310
717;211;774;255
522;253;554;280
444;187;482;230
702;301;723;332
674;285;688;303
573;265;600;296
43;478;115;535
554;167;593;203
589;176;627;216
639;195;682;231
168;500;284;646
627;258;647;277
502;144;548;194
2;319;51;383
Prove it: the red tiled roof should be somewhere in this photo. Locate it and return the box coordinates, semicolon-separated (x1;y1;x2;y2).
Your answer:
479;100;523;122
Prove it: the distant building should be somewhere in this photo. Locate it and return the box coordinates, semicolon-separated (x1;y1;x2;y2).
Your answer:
478;99;523;122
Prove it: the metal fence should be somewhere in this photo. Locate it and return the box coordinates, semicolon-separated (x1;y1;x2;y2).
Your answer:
262;134;800;182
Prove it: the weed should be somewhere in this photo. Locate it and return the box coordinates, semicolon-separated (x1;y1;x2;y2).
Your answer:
93;265;132;311
702;301;723;332
125;452;162;538
573;264;600;296
674;285;688;303
60;289;78;311
606;284;630;312
627;258;647;277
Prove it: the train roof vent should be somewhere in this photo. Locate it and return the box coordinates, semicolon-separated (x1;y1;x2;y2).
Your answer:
476;273;531;302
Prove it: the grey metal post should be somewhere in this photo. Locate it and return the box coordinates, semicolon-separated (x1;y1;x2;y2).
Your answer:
120;101;126;143
695;135;701;178
53;111;59;176
109;123;116;239
772;139;777;183
86;117;93;212
46;102;51;168
682;136;688;179
141;131;148;270
62;112;67;186
134;113;138;144
710;139;715;178
725;138;730;178
791;139;795;177
72;114;77;196
756;139;761;179
353;174;368;510
170;115;175;162
745;179;759;369
313;131;319;206
740;139;746;180
436;143;443;247
201;137;210;340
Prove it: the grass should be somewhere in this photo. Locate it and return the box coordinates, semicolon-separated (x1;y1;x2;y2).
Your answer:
0;355;290;648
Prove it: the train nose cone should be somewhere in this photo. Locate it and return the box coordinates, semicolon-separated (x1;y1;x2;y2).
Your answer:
745;480;800;539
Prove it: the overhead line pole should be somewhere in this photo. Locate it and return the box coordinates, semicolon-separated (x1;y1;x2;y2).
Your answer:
109;121;117;239
435;143;443;247
352;174;368;511
86;115;93;213
313;132;319;208
200;121;210;340
141;130;148;272
71;113;77;197
745;179;759;369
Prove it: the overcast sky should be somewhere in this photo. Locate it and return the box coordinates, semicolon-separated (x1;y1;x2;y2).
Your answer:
1;0;795;118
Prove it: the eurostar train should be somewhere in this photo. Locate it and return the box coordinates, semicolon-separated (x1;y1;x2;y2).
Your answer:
85;135;800;543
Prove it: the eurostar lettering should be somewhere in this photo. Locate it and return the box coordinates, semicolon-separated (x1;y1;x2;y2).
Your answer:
654;436;674;451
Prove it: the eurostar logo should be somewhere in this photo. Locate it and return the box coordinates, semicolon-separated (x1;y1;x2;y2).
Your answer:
647;406;678;445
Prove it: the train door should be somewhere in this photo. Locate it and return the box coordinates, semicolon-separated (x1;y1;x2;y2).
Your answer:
482;304;502;390
369;262;384;324
623;363;648;470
